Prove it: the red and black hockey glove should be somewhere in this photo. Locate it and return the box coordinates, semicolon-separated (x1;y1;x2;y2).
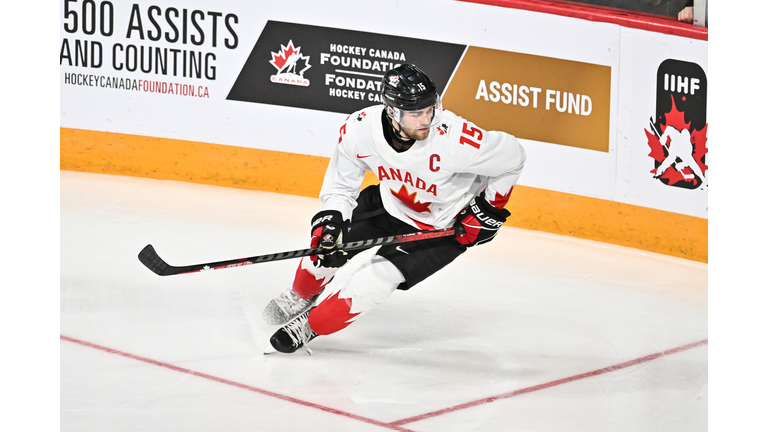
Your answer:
310;210;351;268
454;192;510;247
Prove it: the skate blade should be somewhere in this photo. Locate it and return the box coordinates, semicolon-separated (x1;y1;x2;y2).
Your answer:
263;346;313;356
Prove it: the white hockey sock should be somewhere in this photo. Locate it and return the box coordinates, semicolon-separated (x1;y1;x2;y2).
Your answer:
342;255;404;315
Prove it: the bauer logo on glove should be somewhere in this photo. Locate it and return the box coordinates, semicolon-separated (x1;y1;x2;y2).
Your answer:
454;192;510;247
469;199;505;228
312;213;335;227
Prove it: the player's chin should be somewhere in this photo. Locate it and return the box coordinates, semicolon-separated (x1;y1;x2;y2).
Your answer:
415;128;430;140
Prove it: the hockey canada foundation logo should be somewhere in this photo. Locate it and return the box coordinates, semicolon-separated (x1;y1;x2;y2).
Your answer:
227;21;465;115
645;59;708;189
269;40;311;86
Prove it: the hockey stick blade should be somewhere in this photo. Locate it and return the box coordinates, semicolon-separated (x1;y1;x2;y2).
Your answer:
138;226;463;276
138;244;171;276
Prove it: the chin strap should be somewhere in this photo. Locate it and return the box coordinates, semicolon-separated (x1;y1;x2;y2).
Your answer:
388;119;415;145
385;107;413;142
392;122;409;140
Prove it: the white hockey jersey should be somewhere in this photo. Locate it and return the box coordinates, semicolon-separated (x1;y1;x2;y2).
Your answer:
320;106;526;230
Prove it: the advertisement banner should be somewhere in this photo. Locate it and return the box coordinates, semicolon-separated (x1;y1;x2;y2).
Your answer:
68;1;722;218
59;0;620;160
442;46;612;153
59;2;242;98
627;29;708;218
647;59;708;190
227;21;466;114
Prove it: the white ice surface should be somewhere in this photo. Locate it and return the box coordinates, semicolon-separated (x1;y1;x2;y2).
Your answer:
60;170;707;431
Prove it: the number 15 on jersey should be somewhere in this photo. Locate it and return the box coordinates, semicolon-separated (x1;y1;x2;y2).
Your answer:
460;123;484;149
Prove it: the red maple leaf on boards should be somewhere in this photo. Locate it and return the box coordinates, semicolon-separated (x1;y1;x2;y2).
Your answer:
691;124;708;173
646;128;666;163
646;96;707;187
269;41;298;71
391;185;432;213
661;96;691;134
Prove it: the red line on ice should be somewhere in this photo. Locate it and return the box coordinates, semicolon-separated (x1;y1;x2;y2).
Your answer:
62;335;706;429
60;335;416;432
388;339;708;426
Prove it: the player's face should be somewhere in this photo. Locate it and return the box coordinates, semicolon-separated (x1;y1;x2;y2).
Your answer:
397;106;434;140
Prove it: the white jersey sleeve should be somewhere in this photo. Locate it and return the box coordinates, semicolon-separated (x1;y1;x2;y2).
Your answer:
319;113;368;221
452;123;526;209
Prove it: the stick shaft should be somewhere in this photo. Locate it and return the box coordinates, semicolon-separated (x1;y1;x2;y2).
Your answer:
139;226;461;276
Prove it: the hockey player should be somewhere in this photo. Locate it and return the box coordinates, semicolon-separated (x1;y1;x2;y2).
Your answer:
263;64;526;354
654;124;707;185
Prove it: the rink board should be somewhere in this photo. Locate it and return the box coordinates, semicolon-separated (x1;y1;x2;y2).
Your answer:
59;0;708;261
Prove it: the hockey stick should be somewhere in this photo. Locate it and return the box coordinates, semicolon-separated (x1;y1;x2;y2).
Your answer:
649;116;662;138
138;226;463;276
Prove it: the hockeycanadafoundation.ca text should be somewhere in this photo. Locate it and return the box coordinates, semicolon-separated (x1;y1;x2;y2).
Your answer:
63;72;210;98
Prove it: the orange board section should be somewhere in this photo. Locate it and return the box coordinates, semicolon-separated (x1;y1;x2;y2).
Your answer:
60;127;706;262
505;186;707;262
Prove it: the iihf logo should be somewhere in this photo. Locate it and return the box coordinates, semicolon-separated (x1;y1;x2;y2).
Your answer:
269;40;311;86
646;59;708;190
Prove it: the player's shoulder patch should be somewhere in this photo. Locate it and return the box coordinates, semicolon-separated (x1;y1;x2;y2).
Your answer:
355;111;368;122
435;122;452;137
437;109;472;135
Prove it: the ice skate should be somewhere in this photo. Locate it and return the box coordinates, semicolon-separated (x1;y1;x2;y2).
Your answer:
267;310;318;354
262;288;321;326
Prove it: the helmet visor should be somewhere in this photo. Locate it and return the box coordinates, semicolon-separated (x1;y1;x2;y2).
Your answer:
389;94;443;129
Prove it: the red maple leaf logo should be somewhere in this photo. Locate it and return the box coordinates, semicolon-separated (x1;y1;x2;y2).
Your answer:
646;128;667;163
308;291;360;335
269;41;299;72
646;96;707;188
660;95;691;135
691;123;708;173
390;185;432;213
